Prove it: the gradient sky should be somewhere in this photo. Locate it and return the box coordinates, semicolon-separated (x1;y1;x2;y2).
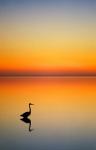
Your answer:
0;0;96;75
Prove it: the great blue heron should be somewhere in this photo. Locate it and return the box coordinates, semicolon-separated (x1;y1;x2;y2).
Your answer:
20;103;34;118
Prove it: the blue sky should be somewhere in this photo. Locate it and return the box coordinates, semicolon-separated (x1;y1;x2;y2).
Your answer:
0;0;96;6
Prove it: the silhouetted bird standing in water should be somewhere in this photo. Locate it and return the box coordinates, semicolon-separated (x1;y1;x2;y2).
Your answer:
20;103;34;118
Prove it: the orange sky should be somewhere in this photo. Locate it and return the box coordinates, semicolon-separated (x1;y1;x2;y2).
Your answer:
0;1;96;75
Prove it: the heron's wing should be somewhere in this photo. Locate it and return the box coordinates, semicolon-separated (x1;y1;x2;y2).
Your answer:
20;111;28;117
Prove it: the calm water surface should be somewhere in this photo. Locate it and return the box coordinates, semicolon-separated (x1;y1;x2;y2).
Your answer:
0;77;96;150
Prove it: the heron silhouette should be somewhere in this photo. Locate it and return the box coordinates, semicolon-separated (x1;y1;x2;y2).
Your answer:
20;117;34;132
20;103;34;118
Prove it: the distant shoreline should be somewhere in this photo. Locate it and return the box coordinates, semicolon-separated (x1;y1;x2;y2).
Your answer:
0;75;96;77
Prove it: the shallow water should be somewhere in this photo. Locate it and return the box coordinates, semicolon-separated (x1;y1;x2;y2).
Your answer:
0;77;96;150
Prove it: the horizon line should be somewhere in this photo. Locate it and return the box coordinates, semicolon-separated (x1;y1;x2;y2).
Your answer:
0;71;96;77
0;75;96;77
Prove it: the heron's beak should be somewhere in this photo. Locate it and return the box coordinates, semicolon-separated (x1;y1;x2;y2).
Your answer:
31;104;34;105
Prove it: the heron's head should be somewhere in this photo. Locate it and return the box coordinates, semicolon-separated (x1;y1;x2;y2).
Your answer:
29;103;34;106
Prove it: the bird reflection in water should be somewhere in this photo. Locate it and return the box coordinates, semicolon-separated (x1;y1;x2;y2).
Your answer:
20;103;34;132
20;117;34;132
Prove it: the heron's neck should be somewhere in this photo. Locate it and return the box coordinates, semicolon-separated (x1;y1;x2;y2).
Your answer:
29;105;31;113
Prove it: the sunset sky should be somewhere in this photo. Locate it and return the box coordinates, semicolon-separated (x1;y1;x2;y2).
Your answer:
0;0;96;75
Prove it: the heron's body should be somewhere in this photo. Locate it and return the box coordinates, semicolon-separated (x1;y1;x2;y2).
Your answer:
20;103;34;118
20;111;30;118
